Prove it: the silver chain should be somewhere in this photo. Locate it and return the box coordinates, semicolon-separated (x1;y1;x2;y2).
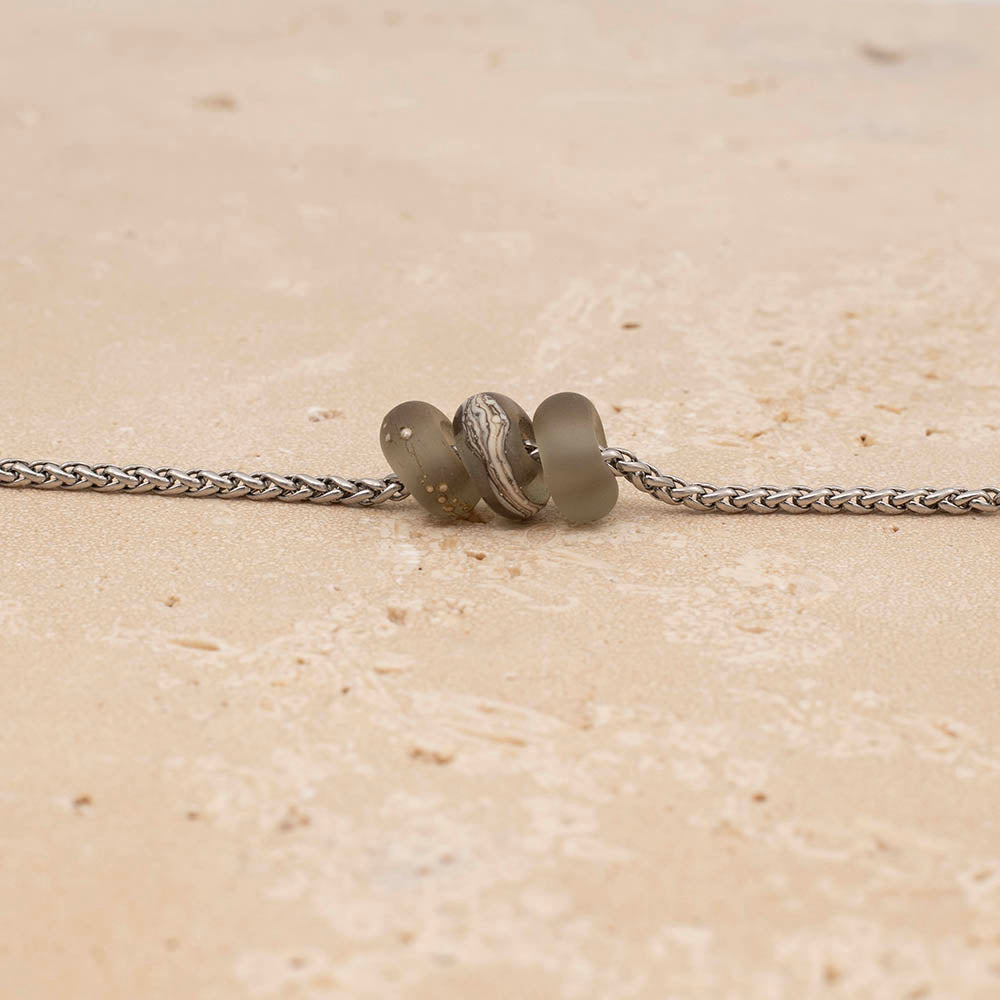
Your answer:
2;450;998;515
0;460;409;507
599;447;1000;515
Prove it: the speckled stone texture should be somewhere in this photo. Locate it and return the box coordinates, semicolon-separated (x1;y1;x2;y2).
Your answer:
2;1;1000;998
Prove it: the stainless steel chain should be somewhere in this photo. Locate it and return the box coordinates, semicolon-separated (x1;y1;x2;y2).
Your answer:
2;450;998;514
598;448;1000;515
0;460;409;507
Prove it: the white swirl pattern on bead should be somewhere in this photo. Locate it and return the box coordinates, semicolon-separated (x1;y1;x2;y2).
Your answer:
457;393;542;519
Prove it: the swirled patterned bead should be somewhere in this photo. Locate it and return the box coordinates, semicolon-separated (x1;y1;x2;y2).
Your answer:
453;392;549;520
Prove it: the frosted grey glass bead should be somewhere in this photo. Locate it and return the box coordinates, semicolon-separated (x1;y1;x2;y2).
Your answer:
533;392;618;523
453;392;549;520
380;401;481;519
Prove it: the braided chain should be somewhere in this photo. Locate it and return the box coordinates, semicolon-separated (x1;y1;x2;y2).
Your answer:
2;451;998;514
0;460;409;507
600;448;1000;515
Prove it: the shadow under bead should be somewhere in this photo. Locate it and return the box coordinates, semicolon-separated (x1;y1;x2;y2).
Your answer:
453;392;549;520
380;400;481;519
533;391;618;523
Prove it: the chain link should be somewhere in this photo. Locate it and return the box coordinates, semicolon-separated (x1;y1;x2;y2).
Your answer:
600;448;1000;515
2;451;998;515
0;460;409;507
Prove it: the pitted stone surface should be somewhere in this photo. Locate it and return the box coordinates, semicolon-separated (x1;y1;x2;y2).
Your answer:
3;2;1000;998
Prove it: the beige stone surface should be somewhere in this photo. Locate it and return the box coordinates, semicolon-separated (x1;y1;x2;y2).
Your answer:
3;1;1000;997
